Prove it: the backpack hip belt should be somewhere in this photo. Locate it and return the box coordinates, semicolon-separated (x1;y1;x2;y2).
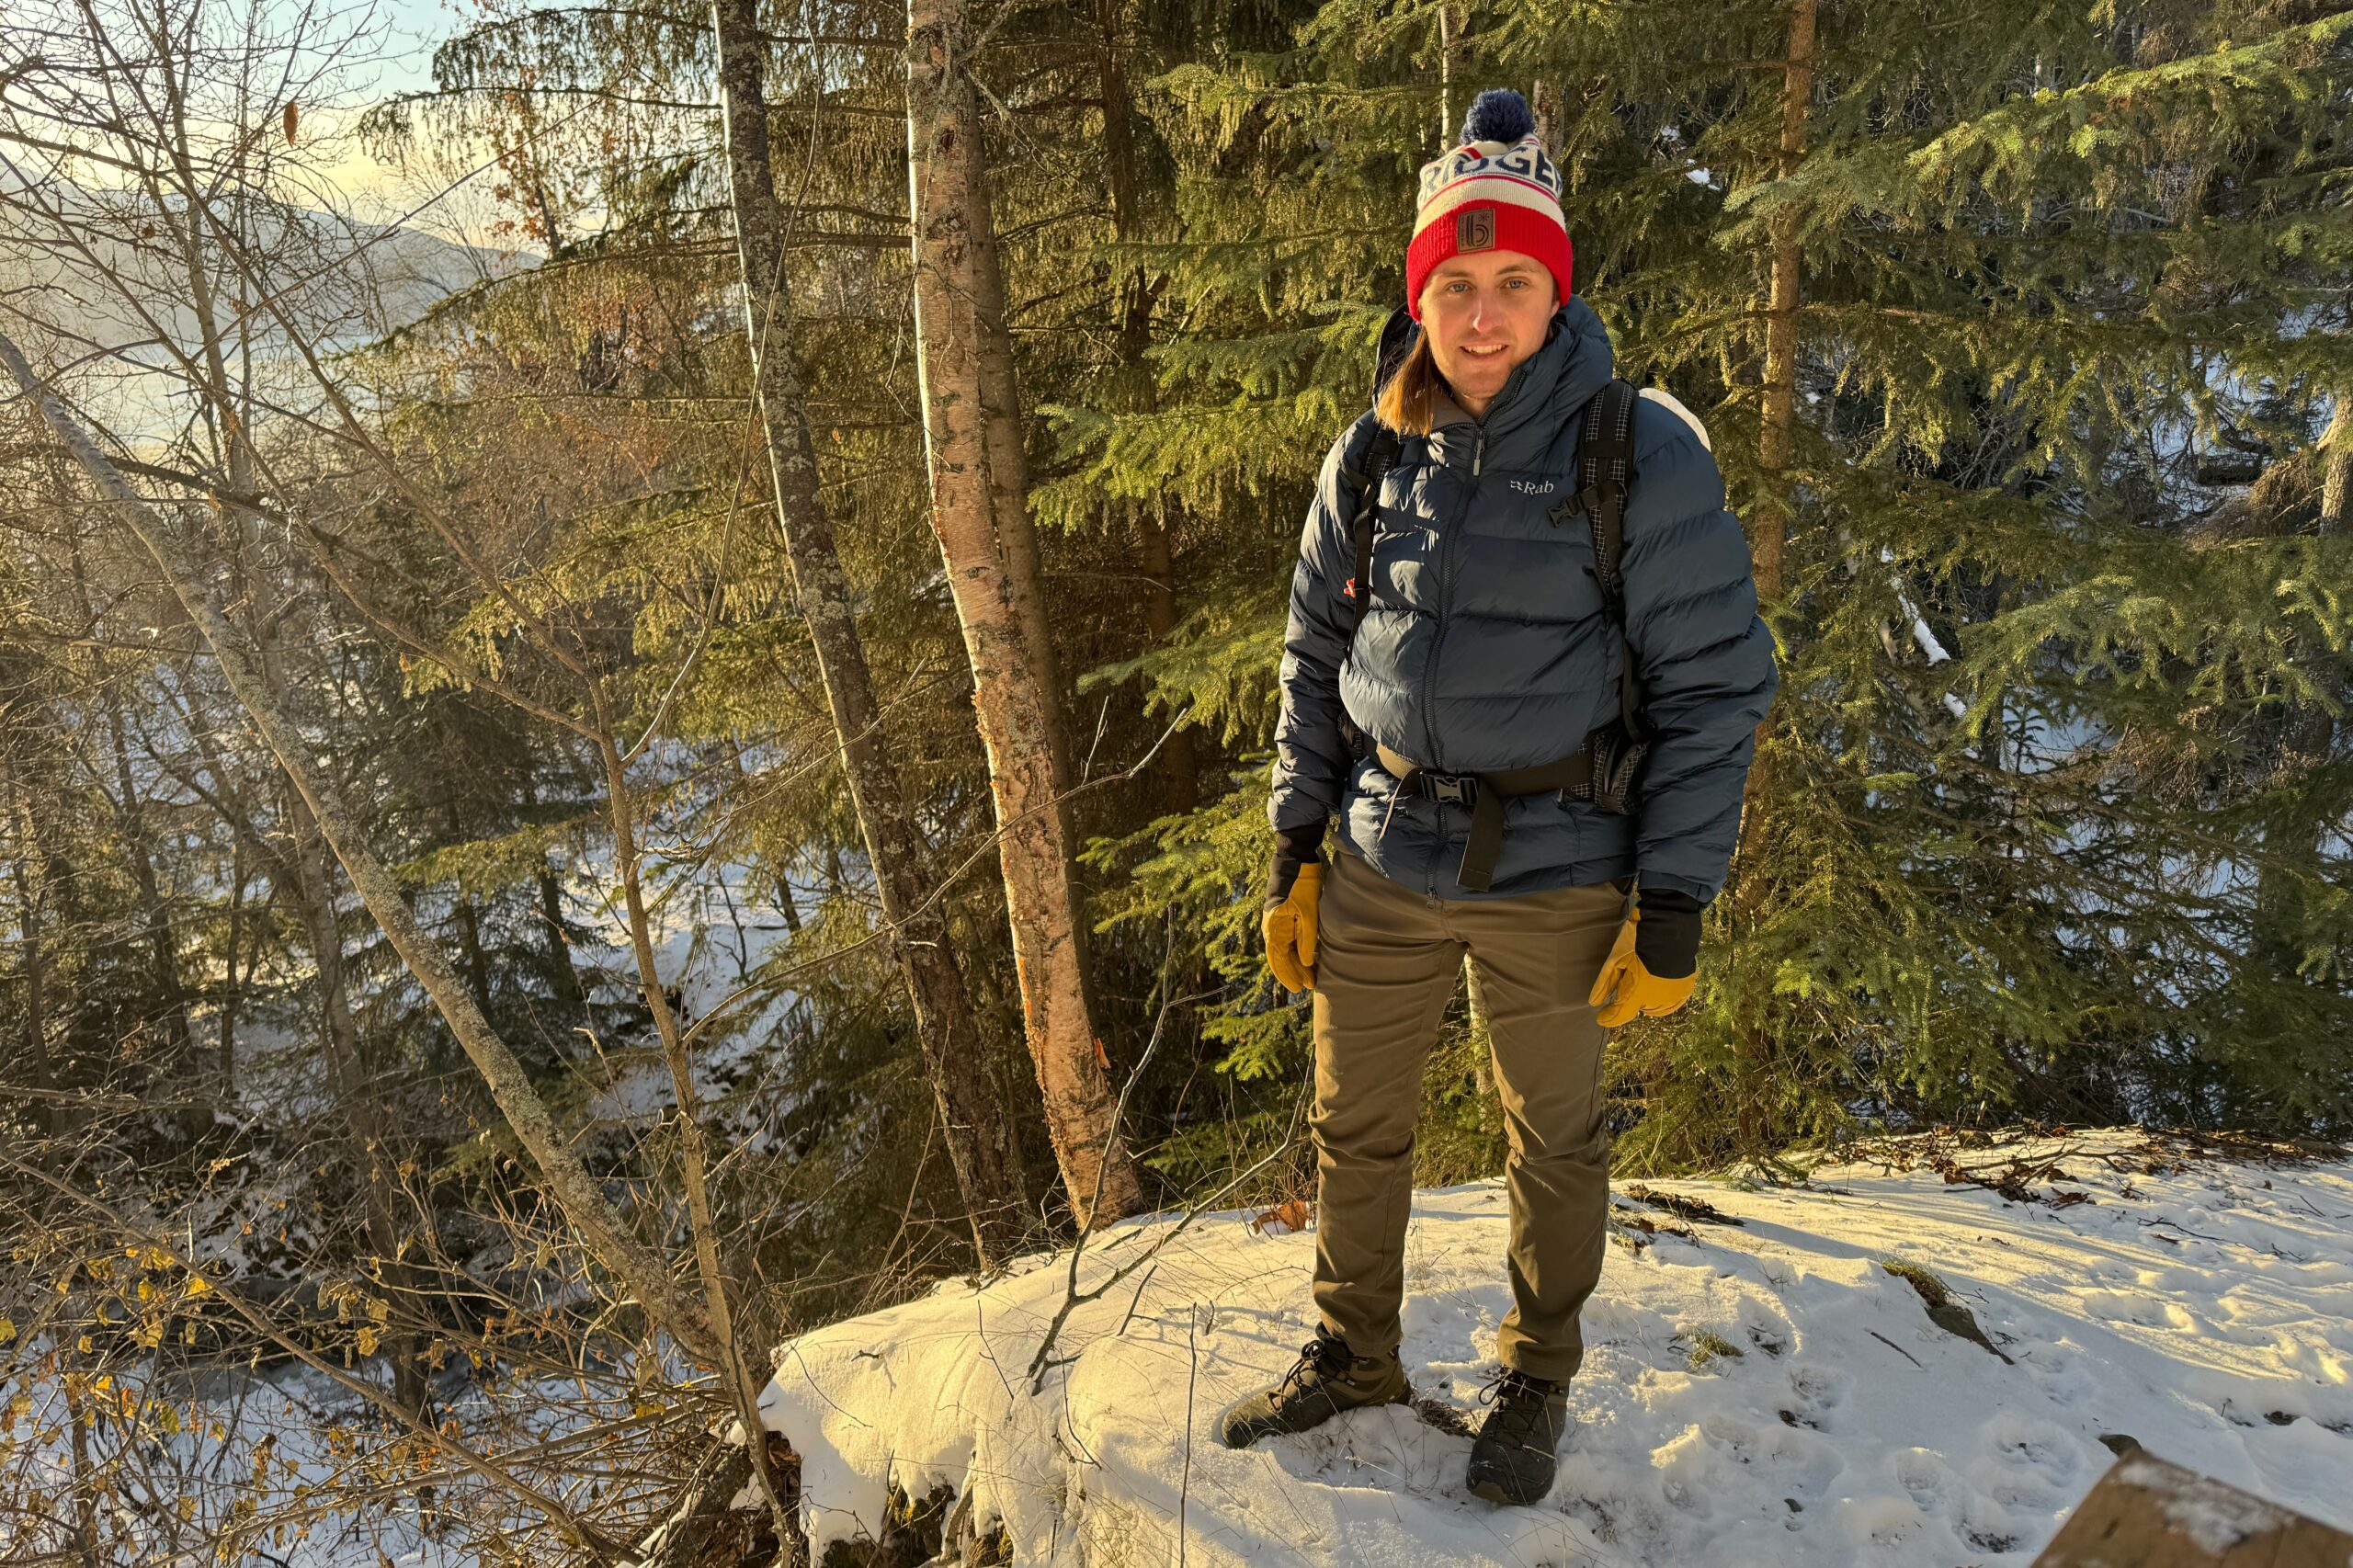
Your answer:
1370;742;1594;893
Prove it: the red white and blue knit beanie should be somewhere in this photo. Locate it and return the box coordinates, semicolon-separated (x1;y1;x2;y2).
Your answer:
1406;89;1574;320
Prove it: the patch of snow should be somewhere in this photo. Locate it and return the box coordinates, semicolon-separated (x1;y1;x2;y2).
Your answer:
758;1131;2353;1565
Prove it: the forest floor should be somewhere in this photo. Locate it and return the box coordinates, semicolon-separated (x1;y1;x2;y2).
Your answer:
753;1126;2353;1567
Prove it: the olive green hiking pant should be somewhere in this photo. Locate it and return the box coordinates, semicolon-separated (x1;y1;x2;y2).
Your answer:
1310;848;1628;1384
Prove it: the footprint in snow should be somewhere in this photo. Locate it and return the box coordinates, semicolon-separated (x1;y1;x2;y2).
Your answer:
1891;1446;1962;1509
1778;1363;1848;1430
2006;1331;2093;1402
1967;1412;2081;1507
2079;1289;2200;1332
1832;1493;1929;1550
1699;1414;1845;1500
1904;1459;2035;1557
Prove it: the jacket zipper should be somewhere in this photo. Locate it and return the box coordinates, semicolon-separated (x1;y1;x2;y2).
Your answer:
1419;427;1483;896
1418;423;1483;775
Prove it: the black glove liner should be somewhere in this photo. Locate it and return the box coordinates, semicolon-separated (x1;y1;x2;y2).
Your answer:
1631;887;1704;980
1267;821;1328;908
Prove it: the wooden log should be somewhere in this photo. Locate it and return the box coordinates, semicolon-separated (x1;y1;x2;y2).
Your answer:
2032;1449;2353;1567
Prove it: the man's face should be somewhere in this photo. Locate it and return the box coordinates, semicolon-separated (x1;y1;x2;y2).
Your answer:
1417;248;1557;415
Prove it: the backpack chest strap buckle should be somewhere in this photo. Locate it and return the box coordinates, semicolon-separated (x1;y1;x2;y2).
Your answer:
1550;479;1624;527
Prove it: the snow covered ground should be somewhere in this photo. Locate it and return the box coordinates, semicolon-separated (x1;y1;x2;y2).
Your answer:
756;1130;2353;1566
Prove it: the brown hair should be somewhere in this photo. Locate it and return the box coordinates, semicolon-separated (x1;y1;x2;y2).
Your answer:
1374;329;1448;437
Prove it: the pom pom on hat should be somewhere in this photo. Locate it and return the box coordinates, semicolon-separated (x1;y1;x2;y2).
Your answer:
1406;85;1573;319
1461;88;1535;148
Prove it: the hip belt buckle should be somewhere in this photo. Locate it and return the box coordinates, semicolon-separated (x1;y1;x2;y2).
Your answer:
1421;770;1478;809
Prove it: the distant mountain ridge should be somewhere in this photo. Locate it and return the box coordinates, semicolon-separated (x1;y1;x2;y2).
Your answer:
0;176;533;439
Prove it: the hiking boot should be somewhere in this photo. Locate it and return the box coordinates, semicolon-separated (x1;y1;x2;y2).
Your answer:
1464;1369;1571;1505
1218;1324;1410;1448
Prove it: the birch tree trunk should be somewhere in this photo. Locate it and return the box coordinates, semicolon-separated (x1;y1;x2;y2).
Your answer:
0;328;729;1368
905;0;1143;1227
965;117;1074;793
710;0;1029;1257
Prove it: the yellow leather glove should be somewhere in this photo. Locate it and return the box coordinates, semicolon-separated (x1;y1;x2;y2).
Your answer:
1588;904;1698;1026
1264;862;1324;994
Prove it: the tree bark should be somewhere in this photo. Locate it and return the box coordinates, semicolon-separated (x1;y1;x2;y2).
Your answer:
217;841;244;1098
1437;5;1464;144
965;114;1074;793
91;627;205;1139
1724;0;1815;1153
0;327;730;1368
905;0;1142;1227
1753;0;1815;607
520;774;593;1044
11;799;59;1135
2249;401;2350;978
1132;498;1197;812
280;787;430;1415
455;886;495;1020
537;862;590;1035
63;1364;101;1567
710;0;1029;1257
2322;400;2350;533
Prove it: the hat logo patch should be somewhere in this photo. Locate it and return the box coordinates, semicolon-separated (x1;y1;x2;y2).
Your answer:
1456;207;1495;251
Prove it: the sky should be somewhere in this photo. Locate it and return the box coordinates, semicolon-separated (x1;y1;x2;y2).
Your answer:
304;0;533;241
366;0;460;99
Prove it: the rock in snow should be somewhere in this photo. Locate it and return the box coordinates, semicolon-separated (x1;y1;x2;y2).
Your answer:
756;1130;2353;1565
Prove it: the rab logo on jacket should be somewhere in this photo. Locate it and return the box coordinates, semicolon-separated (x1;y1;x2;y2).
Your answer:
1510;478;1556;495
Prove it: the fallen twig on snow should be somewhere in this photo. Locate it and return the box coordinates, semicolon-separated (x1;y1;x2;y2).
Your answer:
1620;1183;1745;1227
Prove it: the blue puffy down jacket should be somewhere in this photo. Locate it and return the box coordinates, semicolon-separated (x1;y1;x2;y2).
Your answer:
1268;295;1779;903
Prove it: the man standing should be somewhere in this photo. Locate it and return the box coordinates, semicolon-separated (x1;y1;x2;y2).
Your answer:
1222;88;1778;1506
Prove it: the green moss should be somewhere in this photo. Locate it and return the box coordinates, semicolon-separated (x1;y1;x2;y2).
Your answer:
1880;1258;1954;1309
1684;1330;1745;1371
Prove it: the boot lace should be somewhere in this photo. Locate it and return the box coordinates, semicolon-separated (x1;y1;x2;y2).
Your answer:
1277;1326;1357;1402
1474;1368;1560;1449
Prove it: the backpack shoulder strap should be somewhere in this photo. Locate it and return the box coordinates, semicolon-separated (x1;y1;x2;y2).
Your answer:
1574;378;1640;594
1550;379;1647;737
1338;424;1403;639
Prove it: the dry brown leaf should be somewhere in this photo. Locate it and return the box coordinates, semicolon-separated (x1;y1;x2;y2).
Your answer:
1249;1199;1313;1235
